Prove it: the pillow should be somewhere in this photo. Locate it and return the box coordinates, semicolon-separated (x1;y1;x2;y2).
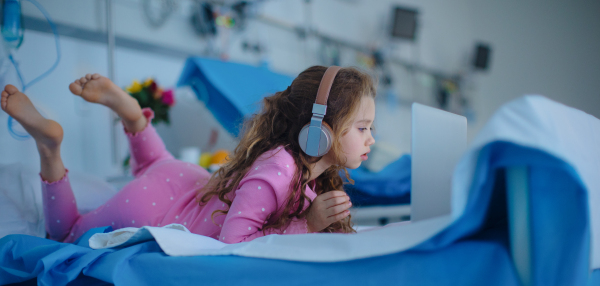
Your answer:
0;163;44;238
0;163;118;238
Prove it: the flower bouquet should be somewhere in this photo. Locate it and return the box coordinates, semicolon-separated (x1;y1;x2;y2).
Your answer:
125;78;175;125
122;78;175;169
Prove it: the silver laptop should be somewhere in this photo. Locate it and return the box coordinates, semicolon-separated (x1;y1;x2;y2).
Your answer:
411;103;467;222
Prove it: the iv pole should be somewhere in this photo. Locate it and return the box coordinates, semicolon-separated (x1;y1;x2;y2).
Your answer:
106;0;120;170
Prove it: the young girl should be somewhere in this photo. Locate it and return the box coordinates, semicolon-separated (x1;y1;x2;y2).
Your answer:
0;65;376;244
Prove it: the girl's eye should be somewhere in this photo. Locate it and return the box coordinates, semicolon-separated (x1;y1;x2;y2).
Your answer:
358;127;373;132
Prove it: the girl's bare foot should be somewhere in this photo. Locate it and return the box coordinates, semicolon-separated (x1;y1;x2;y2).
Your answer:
1;84;65;181
69;73;146;132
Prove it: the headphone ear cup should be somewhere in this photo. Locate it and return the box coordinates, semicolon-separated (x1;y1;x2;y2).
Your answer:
298;122;333;157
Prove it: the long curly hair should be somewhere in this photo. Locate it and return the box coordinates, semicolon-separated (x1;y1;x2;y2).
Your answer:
197;66;376;234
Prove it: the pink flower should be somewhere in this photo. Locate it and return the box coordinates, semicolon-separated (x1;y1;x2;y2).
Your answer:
161;89;175;106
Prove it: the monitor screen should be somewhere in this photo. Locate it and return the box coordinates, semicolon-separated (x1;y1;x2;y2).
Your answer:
473;43;491;70
390;7;418;40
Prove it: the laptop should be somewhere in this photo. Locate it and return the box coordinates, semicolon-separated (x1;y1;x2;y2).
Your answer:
411;103;467;222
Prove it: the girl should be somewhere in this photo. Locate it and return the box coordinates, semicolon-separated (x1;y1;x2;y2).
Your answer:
0;65;376;244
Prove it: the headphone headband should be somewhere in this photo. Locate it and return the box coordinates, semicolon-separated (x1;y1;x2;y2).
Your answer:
315;66;341;106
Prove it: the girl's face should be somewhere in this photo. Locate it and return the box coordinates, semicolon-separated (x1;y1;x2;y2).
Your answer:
335;96;376;169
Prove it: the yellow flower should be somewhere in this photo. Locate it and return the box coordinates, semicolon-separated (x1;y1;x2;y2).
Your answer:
143;78;154;87
199;153;212;168
126;80;142;93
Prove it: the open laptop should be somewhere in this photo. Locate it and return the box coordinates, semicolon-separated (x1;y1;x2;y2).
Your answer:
411;103;467;222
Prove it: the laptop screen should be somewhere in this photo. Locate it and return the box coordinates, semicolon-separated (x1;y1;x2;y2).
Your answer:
411;103;467;221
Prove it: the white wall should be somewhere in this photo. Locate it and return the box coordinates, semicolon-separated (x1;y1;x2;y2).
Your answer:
0;30;187;178
1;0;598;179
467;0;600;137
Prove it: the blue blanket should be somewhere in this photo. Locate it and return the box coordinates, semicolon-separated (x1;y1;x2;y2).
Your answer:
344;154;411;206
1;226;518;286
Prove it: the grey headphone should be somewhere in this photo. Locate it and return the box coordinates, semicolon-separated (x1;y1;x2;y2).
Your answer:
298;66;341;157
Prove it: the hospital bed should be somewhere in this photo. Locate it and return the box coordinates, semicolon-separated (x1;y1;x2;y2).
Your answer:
1;94;599;285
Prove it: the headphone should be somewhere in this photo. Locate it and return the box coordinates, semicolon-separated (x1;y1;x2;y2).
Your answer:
298;66;341;157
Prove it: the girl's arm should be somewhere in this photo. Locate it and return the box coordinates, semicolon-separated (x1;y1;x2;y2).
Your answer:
219;164;310;243
219;178;309;243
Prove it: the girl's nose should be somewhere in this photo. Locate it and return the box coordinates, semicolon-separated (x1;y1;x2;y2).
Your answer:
366;135;375;146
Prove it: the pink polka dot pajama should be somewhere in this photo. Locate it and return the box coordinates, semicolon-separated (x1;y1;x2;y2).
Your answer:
42;109;315;244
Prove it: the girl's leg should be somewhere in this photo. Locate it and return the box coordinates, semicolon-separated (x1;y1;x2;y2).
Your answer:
124;107;176;176
1;84;77;241
69;74;174;177
1;84;162;243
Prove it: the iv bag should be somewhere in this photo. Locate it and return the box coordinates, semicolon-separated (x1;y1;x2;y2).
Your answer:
1;0;24;50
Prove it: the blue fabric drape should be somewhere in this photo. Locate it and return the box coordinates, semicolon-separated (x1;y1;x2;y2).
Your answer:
413;142;590;286
177;57;294;136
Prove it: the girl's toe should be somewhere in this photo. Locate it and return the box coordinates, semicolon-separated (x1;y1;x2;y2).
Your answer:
4;84;19;94
69;82;83;95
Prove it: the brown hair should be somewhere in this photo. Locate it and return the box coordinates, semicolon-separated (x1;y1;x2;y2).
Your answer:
197;66;376;234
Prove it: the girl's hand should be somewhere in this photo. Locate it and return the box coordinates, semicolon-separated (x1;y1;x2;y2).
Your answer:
306;191;352;233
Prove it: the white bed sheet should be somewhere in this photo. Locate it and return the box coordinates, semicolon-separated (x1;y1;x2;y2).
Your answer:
89;218;451;262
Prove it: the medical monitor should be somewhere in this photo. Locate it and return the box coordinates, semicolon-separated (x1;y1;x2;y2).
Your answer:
411;103;467;221
390;6;418;40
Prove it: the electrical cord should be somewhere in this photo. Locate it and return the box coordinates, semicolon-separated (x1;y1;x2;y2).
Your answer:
6;0;60;140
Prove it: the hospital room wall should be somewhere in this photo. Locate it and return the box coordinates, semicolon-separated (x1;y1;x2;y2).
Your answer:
372;0;600;148
3;0;475;178
2;0;599;179
0;0;317;178
0;30;187;178
465;0;600;139
249;0;600;158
